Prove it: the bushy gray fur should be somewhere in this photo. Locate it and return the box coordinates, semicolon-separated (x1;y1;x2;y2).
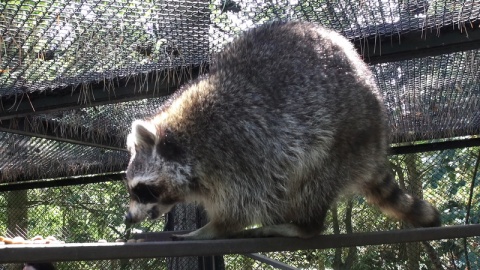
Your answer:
124;21;441;240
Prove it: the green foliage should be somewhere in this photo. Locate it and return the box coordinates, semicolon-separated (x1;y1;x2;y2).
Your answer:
1;181;164;242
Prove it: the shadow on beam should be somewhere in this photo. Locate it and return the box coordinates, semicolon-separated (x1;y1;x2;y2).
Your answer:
1;225;479;263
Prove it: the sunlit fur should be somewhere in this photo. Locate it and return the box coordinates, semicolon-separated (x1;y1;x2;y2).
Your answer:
124;21;441;239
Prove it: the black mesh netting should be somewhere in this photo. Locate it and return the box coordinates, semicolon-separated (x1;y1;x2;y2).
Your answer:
1;0;480;95
0;97;168;183
375;50;480;144
0;131;128;182
0;0;210;96
1;0;480;181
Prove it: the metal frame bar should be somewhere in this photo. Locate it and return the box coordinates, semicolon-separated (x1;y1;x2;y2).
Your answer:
391;137;480;155
0;64;205;120
0;116;126;151
1;225;479;263
357;20;480;64
242;253;298;270
0;172;124;192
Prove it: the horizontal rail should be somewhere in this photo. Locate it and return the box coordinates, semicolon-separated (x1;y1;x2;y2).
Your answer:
0;116;126;152
0;65;205;120
391;137;480;155
0;172;125;192
357;20;480;64
1;225;479;263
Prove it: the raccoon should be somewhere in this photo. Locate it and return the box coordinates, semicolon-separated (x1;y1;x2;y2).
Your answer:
124;21;441;240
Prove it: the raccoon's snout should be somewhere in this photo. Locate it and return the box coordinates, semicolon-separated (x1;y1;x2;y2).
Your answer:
124;207;160;224
124;211;136;224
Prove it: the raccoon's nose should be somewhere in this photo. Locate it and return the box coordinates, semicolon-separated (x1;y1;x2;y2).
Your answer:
125;212;134;224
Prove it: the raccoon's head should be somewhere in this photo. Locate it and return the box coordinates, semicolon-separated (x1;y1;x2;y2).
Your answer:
124;120;192;224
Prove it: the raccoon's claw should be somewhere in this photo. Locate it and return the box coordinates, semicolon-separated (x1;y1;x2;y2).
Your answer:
170;233;189;241
170;225;225;240
171;231;207;240
170;233;207;241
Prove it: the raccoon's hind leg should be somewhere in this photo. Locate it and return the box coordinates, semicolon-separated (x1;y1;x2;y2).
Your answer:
174;223;321;240
363;171;441;227
231;211;327;239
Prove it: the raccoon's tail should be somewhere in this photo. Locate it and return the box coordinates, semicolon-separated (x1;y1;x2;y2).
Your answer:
364;172;441;228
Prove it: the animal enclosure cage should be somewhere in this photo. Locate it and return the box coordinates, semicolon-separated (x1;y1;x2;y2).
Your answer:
0;0;480;269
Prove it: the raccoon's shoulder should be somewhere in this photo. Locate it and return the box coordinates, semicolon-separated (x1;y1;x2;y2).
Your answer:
151;74;222;130
154;74;211;113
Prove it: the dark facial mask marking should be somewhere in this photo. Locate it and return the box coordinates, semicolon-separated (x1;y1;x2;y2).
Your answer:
130;183;160;204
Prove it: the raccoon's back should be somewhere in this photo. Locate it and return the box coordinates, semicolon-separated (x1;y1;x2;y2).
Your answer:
205;22;386;153
211;21;383;131
163;22;386;188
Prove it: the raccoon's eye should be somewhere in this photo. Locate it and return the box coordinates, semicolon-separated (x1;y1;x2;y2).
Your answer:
131;183;160;204
157;135;183;161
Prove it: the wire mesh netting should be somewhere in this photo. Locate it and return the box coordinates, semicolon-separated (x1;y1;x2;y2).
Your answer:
2;0;480;95
0;0;210;96
0;97;168;183
374;50;480;144
2;47;480;182
0;131;128;183
1;0;480;97
1;147;479;269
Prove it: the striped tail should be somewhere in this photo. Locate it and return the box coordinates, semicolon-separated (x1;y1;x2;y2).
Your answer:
364;172;441;228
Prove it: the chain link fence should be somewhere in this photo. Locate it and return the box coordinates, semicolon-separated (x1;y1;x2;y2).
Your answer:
1;146;479;269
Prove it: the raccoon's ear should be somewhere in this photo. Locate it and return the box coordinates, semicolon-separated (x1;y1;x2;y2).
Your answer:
129;120;157;150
